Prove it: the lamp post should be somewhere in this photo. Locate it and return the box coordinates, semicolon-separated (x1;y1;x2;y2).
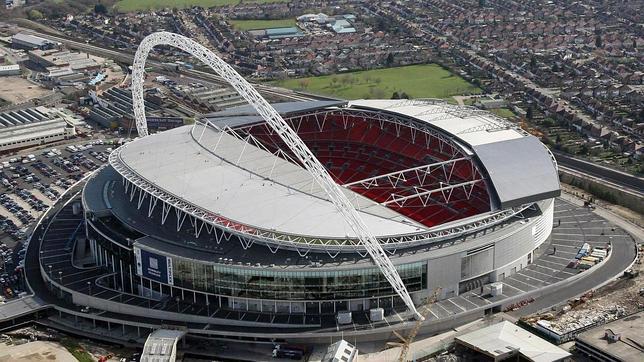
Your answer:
87;281;92;296
58;271;63;298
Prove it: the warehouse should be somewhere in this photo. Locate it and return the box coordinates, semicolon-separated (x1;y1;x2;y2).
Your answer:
0;64;20;77
0;107;78;153
11;33;56;50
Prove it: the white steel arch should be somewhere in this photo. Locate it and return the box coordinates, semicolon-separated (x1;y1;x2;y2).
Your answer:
131;32;421;320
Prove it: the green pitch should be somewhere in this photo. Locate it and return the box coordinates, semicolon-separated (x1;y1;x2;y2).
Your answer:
272;64;481;100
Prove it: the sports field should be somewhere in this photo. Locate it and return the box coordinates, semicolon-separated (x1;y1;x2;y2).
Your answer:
114;0;287;12
230;19;296;31
272;64;481;99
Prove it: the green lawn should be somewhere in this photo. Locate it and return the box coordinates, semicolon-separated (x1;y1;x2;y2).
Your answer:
272;64;481;99
229;19;296;31
114;0;287;12
489;108;516;119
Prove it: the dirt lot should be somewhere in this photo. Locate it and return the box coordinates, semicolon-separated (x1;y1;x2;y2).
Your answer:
0;340;77;361
523;242;644;334
0;76;53;105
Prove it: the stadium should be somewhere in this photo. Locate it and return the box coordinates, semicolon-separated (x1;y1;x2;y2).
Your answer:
76;95;558;331
33;33;562;345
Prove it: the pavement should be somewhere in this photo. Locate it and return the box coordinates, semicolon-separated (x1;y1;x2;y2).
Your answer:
0;295;47;322
0;340;77;362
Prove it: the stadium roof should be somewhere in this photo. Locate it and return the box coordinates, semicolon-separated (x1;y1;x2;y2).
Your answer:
202;100;559;210
473;136;560;208
117;126;424;239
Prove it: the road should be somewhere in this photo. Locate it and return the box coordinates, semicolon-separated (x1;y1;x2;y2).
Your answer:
554;152;644;196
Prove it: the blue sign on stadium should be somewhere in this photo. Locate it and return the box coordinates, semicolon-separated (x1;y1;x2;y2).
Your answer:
136;248;174;285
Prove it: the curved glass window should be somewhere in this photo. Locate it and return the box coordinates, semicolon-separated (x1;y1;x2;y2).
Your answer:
171;258;426;300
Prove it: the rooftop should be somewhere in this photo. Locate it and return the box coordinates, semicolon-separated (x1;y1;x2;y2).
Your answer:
455;321;571;362
115;125;422;239
576;311;644;362
12;33;54;47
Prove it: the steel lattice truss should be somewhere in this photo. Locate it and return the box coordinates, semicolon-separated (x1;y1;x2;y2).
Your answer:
129;32;423;317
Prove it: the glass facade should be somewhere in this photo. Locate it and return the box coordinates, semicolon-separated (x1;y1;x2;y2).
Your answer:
171;258;427;301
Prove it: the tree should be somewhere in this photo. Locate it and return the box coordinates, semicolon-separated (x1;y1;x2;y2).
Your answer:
400;92;410;99
595;35;602;48
28;9;44;20
95;3;108;15
530;56;537;69
330;76;339;88
392;91;400;99
526;106;534;120
479;0;486;7
386;53;394;66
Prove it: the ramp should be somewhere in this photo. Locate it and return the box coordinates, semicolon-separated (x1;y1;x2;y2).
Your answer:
141;329;186;362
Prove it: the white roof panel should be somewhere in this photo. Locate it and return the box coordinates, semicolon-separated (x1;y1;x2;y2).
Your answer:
348;99;524;146
118;126;424;238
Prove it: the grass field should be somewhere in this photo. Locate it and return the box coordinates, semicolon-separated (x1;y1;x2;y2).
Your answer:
229;19;296;31
490;108;516;119
114;0;287;12
271;64;481;99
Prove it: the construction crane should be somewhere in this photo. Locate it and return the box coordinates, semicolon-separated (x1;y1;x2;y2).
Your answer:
388;288;442;362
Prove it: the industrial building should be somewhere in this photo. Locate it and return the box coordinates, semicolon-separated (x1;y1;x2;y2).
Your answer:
249;27;304;40
11;32;56;50
575;311;644;362
454;321;571;361
0;64;20;76
0;107;78;153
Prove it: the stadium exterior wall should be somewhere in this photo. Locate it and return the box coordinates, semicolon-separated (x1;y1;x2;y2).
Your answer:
82;184;554;311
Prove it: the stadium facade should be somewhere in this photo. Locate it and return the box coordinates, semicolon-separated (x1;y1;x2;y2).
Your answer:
77;98;559;334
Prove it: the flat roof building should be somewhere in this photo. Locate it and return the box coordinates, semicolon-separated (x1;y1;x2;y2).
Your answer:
11;33;56;50
0;107;77;153
266;27;304;39
0;64;20;76
575;311;644;362
29;49;104;72
454;321;571;362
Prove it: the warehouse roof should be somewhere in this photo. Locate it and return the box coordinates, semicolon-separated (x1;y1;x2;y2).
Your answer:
12;33;54;48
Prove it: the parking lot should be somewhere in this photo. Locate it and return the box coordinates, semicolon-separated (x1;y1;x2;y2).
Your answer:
0;138;118;304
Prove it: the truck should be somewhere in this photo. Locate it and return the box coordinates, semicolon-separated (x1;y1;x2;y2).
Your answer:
272;344;306;360
337;311;352;325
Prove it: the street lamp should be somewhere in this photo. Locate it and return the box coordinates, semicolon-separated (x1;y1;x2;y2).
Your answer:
87;281;92;296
